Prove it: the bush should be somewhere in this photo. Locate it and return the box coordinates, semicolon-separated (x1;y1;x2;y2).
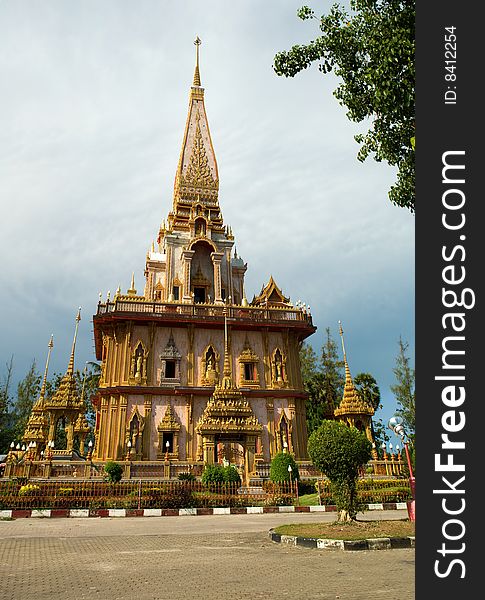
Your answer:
269;452;299;483
201;464;226;484
223;465;241;484
308;420;372;521
104;461;123;483
178;472;196;482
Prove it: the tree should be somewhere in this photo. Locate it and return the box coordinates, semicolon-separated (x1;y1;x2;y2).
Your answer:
274;1;415;211
390;337;415;434
308;420;372;521
269;451;300;483
13;360;41;440
0;356;14;453
354;372;388;450
300;330;346;434
321;327;345;401
104;461;123;483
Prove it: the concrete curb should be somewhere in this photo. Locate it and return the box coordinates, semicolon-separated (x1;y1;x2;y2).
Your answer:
269;529;415;551
0;503;407;520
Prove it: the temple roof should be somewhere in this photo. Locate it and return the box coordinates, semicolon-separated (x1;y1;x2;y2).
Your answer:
252;276;290;306
334;322;374;419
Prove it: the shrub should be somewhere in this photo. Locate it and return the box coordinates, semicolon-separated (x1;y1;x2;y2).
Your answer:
178;472;196;482
269;452;299;483
57;487;74;497
201;464;226;485
308;420;372;521
104;461;123;483
223;465;241;485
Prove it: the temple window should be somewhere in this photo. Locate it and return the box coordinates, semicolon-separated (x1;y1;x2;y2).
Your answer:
172;285;180;301
164;360;176;379
194;287;206;303
238;336;260;387
159;332;182;386
244;363;254;381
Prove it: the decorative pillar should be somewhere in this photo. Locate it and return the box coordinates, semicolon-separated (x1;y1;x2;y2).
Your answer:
266;399;275;460
144;395;152;460
203;435;215;464
182;250;195;302
245;435;256;478
210;252;224;304
99;396;110;460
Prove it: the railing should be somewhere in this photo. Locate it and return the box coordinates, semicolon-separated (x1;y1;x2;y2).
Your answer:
96;299;313;327
316;477;412;505
0;480;296;510
3;457;404;481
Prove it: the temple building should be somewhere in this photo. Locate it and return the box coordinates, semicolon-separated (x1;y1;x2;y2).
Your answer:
91;40;316;481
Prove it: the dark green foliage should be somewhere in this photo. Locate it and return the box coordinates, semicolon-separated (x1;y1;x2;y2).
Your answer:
177;472;196;482
391;337;415;435
0;357;14;453
300;330;381;437
300;328;345;435
308;420;372;520
13;360;41;440
223;465;241;484
201;464;242;485
274;1;415;211
269;452;300;483
104;461;123;483
201;464;226;484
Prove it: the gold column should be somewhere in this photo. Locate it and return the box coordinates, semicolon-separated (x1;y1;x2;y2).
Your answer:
182;249;195;302
117;395;128;460
108;396;119;459
210;252;224;303
165;244;173;301
203;435;215;464
266;399;275;460
98;396;109;460
262;330;271;388
144;395;152;460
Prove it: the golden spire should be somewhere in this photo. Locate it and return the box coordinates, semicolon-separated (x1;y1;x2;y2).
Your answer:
37;334;54;406
335;320;374;417
193;36;201;87
67;308;81;376
219;309;234;389
127;272;137;295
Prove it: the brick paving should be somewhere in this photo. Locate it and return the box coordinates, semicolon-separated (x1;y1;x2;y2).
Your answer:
0;514;414;600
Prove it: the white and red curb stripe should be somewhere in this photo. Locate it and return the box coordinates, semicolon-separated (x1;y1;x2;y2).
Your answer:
0;503;406;519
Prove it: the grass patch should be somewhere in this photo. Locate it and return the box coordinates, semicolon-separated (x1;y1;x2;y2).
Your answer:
273;519;415;540
296;493;320;506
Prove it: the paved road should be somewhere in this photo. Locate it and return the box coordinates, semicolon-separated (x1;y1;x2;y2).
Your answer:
0;511;414;600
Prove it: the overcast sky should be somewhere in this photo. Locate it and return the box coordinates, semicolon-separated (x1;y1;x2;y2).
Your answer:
0;0;414;442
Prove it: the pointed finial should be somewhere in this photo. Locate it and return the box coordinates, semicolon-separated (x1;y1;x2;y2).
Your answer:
39;334;54;402
338;320;347;358
67;308;82;375
127;272;137;295
193;36;202;86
